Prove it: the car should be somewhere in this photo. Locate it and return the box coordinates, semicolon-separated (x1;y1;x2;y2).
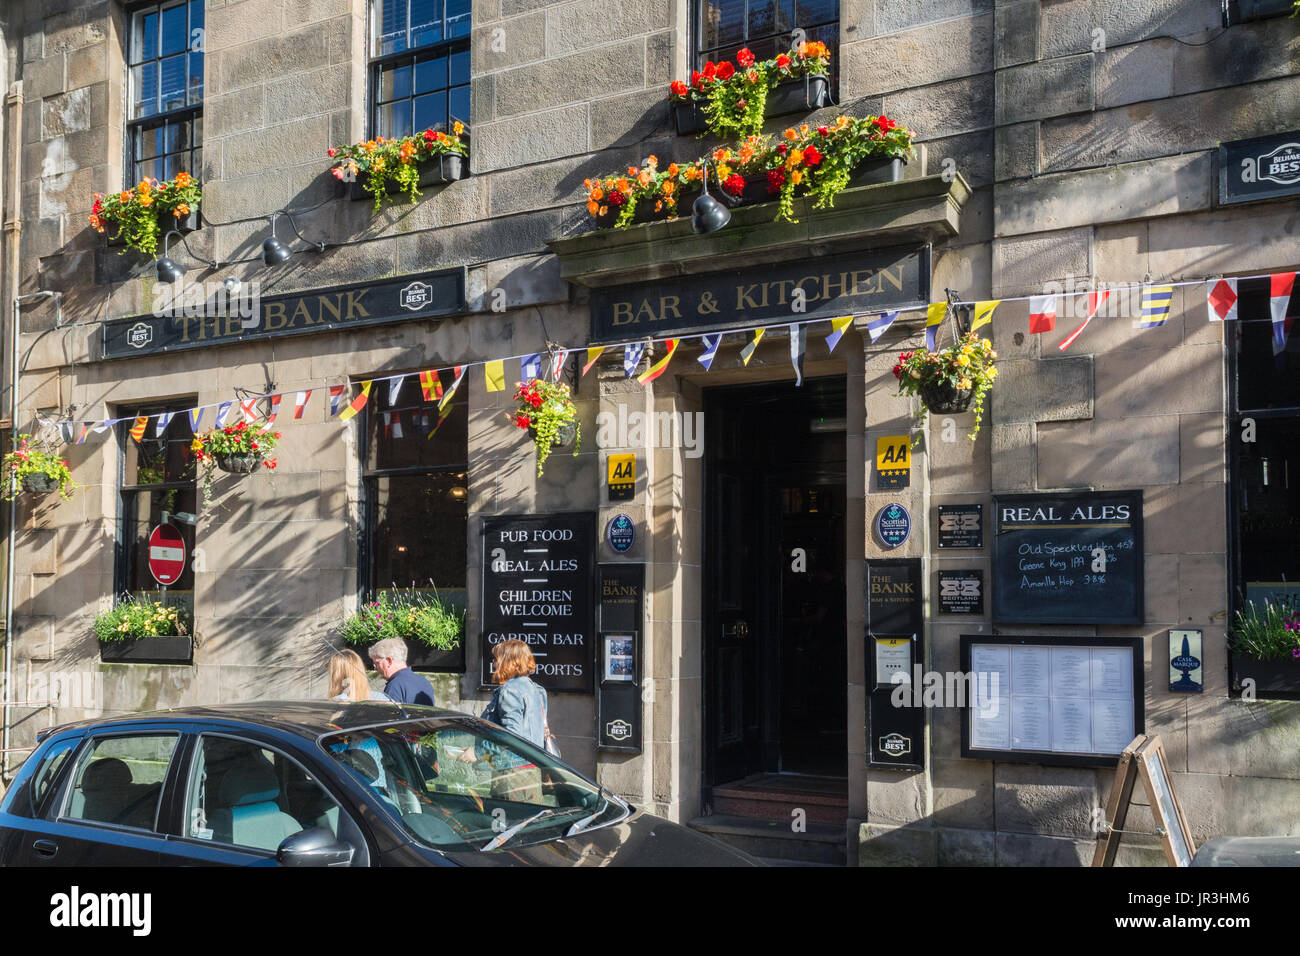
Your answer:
0;700;761;867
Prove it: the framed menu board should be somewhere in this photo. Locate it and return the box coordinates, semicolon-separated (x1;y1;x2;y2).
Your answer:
992;490;1143;625
960;635;1145;768
480;512;596;692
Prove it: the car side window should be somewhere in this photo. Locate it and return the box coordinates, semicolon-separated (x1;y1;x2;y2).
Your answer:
184;735;355;857
31;738;79;814
61;734;179;831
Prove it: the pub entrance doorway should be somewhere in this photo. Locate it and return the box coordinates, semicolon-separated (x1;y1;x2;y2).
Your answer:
702;376;848;817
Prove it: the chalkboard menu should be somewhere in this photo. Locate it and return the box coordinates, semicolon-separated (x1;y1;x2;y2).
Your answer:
480;513;595;693
992;491;1143;625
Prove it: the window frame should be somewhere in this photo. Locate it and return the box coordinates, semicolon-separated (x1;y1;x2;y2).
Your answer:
124;0;204;186
366;0;471;141
55;731;183;835
692;0;840;74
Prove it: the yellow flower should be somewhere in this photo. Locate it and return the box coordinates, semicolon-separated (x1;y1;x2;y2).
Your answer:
956;355;970;367
981;338;992;350
453;120;465;135
959;377;972;389
717;164;732;180
790;169;803;185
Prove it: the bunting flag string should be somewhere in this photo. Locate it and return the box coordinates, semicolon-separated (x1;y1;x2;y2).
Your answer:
866;311;899;344
388;376;404;407
789;323;806;387
638;339;679;385
439;366;465;414
521;353;542;382
1029;295;1057;334
327;386;346;417
925;302;946;350
188;407;205;432
265;395;283;425
337;381;371;422
215;401;233;427
826;315;854;353
1207;278;1238;323
485;360;505;392
154;412;174;437
129;416;149;442
293;390;312;420
623;342;645;378
582;347;605;376
419;370;443;403
971;301;1000;332
239;398;259;423
740;329;764;366
1059;290;1110;352
698;333;722;371
549;349;568;382
75;423;90;445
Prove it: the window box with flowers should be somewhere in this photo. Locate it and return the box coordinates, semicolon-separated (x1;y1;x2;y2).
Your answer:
95;594;194;664
2;434;75;501
584;156;703;229
89;172;201;258
328;123;469;213
1229;599;1300;697
340;586;466;673
510;379;580;477
669;42;832;138
190;421;281;505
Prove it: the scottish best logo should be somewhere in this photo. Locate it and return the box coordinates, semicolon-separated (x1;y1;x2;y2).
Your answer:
606;719;632;741
399;281;433;311
127;322;153;349
1259;141;1300;185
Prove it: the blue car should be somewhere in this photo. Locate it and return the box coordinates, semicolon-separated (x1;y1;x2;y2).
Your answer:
0;700;760;867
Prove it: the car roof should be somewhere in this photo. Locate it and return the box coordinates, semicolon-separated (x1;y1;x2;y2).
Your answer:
37;699;468;742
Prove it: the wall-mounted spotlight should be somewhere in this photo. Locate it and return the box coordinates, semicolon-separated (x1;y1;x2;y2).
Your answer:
691;163;732;235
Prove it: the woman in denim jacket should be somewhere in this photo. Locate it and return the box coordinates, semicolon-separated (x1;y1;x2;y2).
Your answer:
458;639;550;802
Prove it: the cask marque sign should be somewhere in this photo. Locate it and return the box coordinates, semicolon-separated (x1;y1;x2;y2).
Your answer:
588;245;930;343
102;267;465;359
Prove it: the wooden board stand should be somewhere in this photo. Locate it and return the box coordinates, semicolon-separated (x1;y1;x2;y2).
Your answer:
1092;734;1196;867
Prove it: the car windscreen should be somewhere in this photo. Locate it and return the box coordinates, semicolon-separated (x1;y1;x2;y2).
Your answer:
319;718;625;852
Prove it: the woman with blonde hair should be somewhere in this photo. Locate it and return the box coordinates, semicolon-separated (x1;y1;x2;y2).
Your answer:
328;649;391;702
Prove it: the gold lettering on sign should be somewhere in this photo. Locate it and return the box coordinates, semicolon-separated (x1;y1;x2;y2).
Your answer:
736;284;763;309
264;302;288;331
822;272;849;300
658;296;682;321
291;299;314;327
879;265;904;293
343;290;369;319
197;315;220;341
318;293;343;324
797;276;819;303
177;316;196;342
851;269;875;296
222;313;241;337
612;302;635;326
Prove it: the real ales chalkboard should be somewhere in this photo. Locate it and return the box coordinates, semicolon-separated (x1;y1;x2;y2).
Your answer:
992;491;1143;625
480;512;596;692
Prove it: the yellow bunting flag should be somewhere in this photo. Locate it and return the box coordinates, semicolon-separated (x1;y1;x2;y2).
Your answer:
485;360;505;392
337;381;372;422
740;329;765;366
638;339;679;385
825;315;854;353
971;300;1000;332
129;416;149;442
582;346;605;376
419;369;443;403
439;366;465;414
925;302;947;350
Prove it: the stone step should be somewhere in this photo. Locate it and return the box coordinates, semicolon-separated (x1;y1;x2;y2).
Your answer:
689;814;847;866
711;783;848;825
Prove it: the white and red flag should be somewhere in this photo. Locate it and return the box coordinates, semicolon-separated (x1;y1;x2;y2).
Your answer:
1270;272;1295;355
1058;290;1110;352
265;394;282;425
1028;295;1058;334
293;390;312;420
1206;278;1238;323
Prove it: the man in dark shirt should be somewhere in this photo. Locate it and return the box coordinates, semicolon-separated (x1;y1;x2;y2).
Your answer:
369;638;437;706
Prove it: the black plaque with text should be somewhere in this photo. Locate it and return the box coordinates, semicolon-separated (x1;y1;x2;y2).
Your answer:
938;570;984;615
937;504;983;549
866;558;925;771
597;563;644;753
480;513;595;692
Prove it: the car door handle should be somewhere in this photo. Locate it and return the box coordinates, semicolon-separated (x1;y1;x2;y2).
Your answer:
32;839;58;859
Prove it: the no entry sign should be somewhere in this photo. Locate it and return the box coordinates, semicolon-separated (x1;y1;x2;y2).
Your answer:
148;523;187;585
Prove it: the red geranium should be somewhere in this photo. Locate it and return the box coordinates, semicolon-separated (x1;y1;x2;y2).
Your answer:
515;414;531;428
874;115;898;132
817;125;829;136
722;173;746;197
671;80;688;98
802;145;822;166
737;48;755;67
765;169;786;193
776;53;791;68
690;70;703;87
608;190;626;206
529;393;542;408
716;61;735;80
703;61;717;79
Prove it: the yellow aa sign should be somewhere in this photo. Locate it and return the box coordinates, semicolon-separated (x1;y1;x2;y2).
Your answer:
876;436;911;475
607;453;636;501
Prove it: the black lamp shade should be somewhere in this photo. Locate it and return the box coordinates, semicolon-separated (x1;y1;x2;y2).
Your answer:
155;256;184;284
262;236;292;266
691;193;731;235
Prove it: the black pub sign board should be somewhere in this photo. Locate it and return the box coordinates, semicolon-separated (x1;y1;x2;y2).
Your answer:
992;491;1144;626
480;513;596;693
1219;130;1300;205
597;563;644;753
866;558;925;771
102;267;465;359
588;244;930;343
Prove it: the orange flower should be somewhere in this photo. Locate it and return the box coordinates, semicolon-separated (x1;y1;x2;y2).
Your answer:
627;166;639;176
786;149;804;170
139;194;154;206
137;180;151;195
662;180;675;196
616;178;630;193
835;115;850;130
174;203;190;216
646;154;658;167
587;199;600;216
799;124;810;137
175;171;192;186
667;163;679;176
712;148;731;162
638;169;653;186
654;200;663;212
453;120;465;135
119;191;132;203
591;187;604;201
783;128;798;141
790;169;803;185
598;204;608;216
684;166;701;182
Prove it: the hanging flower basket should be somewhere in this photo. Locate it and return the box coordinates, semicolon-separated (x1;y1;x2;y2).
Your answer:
510;379;580;477
893;332;998;440
20;473;61;494
215;452;264;475
919;380;974;414
530;420;578;449
3;434;76;501
328;122;470;213
191;421;281;505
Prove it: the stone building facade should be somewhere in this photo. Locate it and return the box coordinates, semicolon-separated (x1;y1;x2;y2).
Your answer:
1;0;1298;866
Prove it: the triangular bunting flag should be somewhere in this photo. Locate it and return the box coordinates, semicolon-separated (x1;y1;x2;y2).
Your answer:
789;324;806;387
188;407;205;432
1270;272;1295;355
623;343;645;378
93;420;114;435
215;401;233;427
1059;290;1110;352
485;360;505;392
740;329;764;366
265;395;282;425
56;422;73;444
826;316;854;353
925;302;946;350
698;334;722;371
338;381;372;422
582;347;605;376
130;416;149;442
75;423;90;445
439;366;465;414
549;349;568;382
388;376;404;407
1135;286;1173;330
293;390;312;419
418;370;443;403
328;386;346;417
1207;278;1238;322
971;300;1000;332
1029;295;1058;334
638;339;679;385
521;353;542;382
154;412;174;437
240;398;259;423
867;311;900;344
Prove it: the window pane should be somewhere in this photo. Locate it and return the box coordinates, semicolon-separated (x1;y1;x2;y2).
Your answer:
132;9;159;65
132;62;159;119
188;50;204;105
160;54;187;112
375;0;408;55
193;114;202;146
186;737;339;851
700;0;746;52
410;0;443;48
190;0;205;33
136;124;164;161
133;157;161;182
367;380;467;470
793;0;836;26
377;99;413;139
415;52;447;94
371;473;468;591
32;739;78;812
447;86;469;127
378;61;413;102
749;0;777;37
447;0;470;38
64;735;178;830
160;1;189;55
412;93;445;134
448;47;469;85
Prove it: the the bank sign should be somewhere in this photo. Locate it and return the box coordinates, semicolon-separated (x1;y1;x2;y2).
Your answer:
101;267;466;359
1219;130;1300;205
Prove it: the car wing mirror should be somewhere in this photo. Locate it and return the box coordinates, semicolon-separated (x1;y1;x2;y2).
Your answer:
276;826;356;867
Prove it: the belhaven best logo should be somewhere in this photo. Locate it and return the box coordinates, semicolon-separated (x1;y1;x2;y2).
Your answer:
399;281;433;311
50;886;151;936
605;719;632;741
126;322;152;349
1257;141;1300;186
879;732;911;758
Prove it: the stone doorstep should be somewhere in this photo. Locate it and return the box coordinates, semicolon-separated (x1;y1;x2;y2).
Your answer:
689;814;847;866
712;795;846;825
